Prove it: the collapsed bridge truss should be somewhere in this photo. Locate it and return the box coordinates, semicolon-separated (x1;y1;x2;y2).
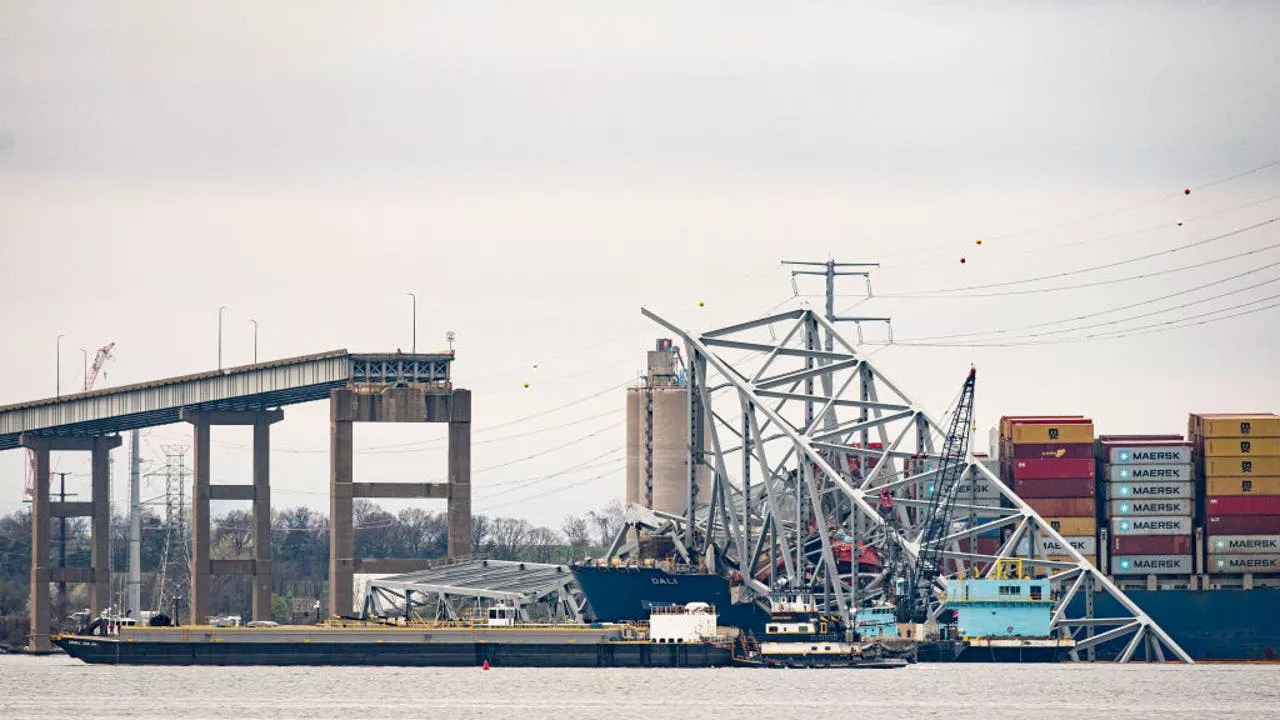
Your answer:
605;302;1192;663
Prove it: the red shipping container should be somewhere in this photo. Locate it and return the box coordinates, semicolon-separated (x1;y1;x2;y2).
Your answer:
956;537;1002;555
1012;477;1096;498
1024;497;1095;516
1111;535;1193;555
1010;443;1095;460
1206;515;1280;534
1205;495;1280;516
1012;458;1096;480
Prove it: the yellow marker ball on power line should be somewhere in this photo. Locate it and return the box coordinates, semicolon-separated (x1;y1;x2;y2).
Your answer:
698;301;705;307
975;238;983;245
523;382;529;388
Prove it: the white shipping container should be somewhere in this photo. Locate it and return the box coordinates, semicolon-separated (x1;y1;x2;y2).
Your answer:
1106;464;1192;483
1015;534;1097;557
1209;535;1280;555
1110;516;1191;536
1111;555;1193;575
1106;482;1194;500
1108;499;1192;517
1107;446;1191;465
1209;555;1280;574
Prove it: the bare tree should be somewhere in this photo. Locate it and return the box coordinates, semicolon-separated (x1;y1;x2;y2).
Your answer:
470;514;492;556
527;526;563;563
488;517;532;560
561;514;593;560
588;499;626;547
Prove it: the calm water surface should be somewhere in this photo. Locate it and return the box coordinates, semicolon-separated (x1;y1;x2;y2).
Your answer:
2;655;1276;719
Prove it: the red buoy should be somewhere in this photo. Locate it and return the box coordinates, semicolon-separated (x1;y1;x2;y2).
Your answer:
482;660;490;670
1184;188;1191;195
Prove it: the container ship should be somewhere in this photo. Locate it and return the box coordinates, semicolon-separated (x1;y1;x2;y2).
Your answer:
585;377;1280;661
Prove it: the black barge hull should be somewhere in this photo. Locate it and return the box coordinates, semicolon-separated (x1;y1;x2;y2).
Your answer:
55;636;733;667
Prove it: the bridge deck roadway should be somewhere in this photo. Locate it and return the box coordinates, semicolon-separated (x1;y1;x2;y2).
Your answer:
0;349;453;450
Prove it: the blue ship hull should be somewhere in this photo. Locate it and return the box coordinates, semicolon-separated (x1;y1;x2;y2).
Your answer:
572;565;1280;660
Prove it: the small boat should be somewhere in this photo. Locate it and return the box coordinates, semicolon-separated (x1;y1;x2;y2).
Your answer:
732;592;907;669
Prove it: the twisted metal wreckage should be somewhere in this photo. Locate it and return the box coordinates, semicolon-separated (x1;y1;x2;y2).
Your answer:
603;271;1192;664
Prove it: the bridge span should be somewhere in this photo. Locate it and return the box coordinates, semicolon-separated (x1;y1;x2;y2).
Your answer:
0;350;471;652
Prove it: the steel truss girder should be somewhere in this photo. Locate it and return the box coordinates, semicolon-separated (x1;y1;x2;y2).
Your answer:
610;303;1192;663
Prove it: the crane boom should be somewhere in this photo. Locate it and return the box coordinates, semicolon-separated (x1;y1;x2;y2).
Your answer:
83;341;116;392
896;367;977;623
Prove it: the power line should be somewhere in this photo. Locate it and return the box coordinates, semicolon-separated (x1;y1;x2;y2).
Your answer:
886;236;1280;300
877;158;1280;262
903;260;1280;342
885;216;1279;296
897;291;1280;347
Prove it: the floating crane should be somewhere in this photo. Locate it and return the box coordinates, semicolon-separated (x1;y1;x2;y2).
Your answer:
891;367;978;624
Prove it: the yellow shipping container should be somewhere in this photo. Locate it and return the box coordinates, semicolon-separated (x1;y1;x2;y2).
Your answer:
1009;424;1094;444
1040;517;1096;536
1205;476;1280;496
1192;414;1280;439
1203;437;1280;457
1205;456;1280;478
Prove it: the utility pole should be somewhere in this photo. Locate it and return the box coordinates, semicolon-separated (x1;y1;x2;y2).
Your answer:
218;305;229;370
782;259;889;615
128;430;142;617
52;472;76;623
405;292;417;354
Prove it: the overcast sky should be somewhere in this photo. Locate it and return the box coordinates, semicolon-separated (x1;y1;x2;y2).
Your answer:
2;2;1278;528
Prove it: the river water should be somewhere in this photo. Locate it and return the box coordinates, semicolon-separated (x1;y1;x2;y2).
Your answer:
2;655;1276;719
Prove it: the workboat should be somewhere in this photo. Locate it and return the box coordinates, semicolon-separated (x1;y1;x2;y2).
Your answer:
55;602;737;667
730;593;908;669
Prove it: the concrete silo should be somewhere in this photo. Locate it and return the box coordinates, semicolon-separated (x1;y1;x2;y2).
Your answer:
624;339;712;515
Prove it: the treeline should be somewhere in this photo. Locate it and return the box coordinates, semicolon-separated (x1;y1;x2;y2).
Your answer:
0;500;625;650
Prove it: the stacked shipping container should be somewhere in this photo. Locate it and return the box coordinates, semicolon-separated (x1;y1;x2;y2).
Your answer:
1098;435;1195;577
1195;413;1280;576
1000;416;1097;566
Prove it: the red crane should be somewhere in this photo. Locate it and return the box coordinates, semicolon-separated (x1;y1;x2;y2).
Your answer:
82;342;116;392
23;341;115;503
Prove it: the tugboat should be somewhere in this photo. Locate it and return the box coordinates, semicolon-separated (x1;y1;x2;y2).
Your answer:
733;592;908;669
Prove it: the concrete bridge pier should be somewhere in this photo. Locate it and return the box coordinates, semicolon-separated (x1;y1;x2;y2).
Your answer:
328;386;471;618
181;408;283;625
18;433;122;652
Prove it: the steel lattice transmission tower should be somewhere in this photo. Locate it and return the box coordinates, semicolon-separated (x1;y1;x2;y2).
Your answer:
605;259;1193;664
153;445;191;618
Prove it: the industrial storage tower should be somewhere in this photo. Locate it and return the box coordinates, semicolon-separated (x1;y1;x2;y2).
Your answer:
605;259;1193;664
625;340;710;515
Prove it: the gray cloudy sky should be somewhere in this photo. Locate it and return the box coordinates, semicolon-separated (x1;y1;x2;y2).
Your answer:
2;2;1279;527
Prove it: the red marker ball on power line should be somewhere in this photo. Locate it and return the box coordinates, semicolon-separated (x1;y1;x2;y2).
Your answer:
1184;188;1191;195
960;257;966;264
